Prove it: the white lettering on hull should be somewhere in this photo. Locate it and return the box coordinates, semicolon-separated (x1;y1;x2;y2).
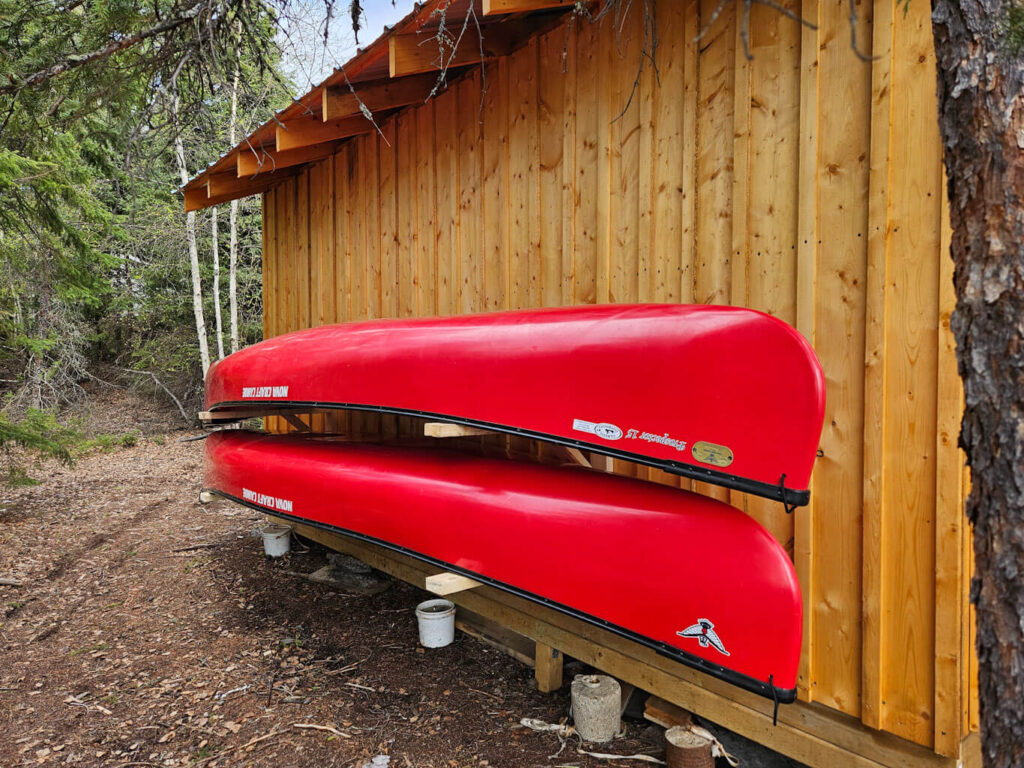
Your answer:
242;487;294;513
241;385;289;398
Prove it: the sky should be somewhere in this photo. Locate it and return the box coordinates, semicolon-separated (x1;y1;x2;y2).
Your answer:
277;0;414;94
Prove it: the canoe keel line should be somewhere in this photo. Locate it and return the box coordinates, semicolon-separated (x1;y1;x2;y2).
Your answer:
204;305;826;507
203;431;804;705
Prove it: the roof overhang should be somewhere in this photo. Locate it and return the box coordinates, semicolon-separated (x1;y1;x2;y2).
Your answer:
181;0;575;212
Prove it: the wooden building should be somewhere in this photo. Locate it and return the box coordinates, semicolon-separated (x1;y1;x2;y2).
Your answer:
184;0;979;764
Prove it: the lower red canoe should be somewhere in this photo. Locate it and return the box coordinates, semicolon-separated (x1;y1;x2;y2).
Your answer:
202;431;803;702
203;304;825;508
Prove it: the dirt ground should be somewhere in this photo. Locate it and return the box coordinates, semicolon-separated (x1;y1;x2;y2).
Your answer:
0;396;673;768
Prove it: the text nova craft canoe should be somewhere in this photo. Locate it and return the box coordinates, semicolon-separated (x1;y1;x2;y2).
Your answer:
205;305;825;507
202;430;804;702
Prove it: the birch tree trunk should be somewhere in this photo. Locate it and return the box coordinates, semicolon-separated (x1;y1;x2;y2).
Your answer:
211;204;225;359
228;64;240;354
171;86;211;378
931;3;1024;766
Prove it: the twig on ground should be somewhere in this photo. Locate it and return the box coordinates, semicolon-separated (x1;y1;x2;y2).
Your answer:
344;681;377;692
0;577;23;586
171;542;218;553
192;726;283;767
574;749;665;764
292;722;352;739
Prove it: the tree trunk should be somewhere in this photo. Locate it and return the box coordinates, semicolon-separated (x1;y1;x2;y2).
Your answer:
930;3;1024;766
228;65;240;354
171;85;211;378
211;204;225;359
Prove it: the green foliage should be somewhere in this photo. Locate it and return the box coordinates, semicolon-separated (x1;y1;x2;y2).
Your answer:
1007;5;1024;56
74;431;139;456
0;0;292;440
0;408;77;461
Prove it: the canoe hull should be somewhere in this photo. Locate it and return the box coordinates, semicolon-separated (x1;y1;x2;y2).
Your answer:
203;305;825;506
202;431;803;701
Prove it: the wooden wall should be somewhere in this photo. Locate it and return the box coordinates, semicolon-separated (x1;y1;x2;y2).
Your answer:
260;0;977;756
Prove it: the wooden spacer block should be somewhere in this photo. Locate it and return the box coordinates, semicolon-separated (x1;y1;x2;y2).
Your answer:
424;422;492;438
198;491;216;504
644;695;694;729
534;641;563;693
425;572;482;595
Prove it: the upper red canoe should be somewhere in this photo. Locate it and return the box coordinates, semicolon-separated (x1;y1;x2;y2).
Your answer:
204;304;825;506
203;430;803;701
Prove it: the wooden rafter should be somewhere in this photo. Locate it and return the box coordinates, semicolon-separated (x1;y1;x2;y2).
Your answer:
276;114;375;152
320;72;441;122
388;19;535;77
482;0;574;14
236;141;342;178
206;167;300;198
183;173;287;212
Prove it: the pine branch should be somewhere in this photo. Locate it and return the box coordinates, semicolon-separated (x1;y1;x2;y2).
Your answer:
0;0;208;96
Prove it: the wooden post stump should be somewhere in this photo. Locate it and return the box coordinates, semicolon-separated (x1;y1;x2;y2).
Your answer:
665;726;714;768
534;641;563;692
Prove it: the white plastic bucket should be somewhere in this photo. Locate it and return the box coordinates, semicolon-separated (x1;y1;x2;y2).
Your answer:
415;598;456;648
262;524;292;557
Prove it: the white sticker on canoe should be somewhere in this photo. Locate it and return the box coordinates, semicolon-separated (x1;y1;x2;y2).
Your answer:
677;619;730;656
242;487;294;513
572;419;623;441
241;385;289;398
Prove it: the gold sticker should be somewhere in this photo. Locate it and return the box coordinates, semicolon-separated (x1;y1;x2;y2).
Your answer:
692;441;734;468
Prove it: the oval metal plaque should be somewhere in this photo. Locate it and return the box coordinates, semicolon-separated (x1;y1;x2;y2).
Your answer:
692;441;734;468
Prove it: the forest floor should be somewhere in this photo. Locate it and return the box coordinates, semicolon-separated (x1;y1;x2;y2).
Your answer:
0;391;668;768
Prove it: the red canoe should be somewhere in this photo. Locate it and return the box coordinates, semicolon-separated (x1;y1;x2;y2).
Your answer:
204;305;824;507
203;430;803;702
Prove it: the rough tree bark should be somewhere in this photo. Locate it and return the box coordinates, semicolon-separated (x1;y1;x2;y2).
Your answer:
931;3;1024;766
211;204;225;359
171;85;211;378
228;64;240;354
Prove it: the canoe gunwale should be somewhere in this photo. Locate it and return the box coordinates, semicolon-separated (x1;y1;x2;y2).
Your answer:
204;400;811;508
203;486;800;705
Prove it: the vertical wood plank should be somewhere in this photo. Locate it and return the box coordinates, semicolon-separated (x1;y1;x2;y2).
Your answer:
434;87;458;317
509;40;539;310
694;0;735;309
261;190;278;434
559;21;578;308
933;172;963;757
693;0;735;502
733;2;802;547
482;57;510;312
416;100;437;317
877;0;941;745
572;17;600;305
362;132;382;436
863;0;894;727
807;0;872;719
794;0;820;702
396;111;416;318
457;70;484;313
538;29;566;308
